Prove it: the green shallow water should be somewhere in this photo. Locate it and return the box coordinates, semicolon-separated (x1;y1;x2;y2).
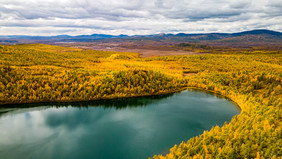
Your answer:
0;90;240;159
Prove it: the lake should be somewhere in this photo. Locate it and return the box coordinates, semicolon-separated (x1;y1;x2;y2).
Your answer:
0;90;240;159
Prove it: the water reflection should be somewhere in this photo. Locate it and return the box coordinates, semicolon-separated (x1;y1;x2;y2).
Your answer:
0;90;240;159
2;93;174;109
0;93;175;117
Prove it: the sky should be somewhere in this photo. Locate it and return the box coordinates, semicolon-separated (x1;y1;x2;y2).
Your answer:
0;0;282;36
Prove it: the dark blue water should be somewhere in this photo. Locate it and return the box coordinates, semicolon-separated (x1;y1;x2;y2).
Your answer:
0;90;239;159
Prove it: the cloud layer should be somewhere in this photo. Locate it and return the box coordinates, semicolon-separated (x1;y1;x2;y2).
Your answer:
0;0;281;35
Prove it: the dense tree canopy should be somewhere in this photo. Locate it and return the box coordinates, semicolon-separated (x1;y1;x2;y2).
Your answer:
0;44;281;158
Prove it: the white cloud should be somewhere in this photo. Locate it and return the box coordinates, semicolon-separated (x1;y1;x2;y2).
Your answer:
0;0;281;35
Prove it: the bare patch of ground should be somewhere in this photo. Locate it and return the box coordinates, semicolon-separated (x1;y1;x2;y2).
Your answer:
75;45;208;57
57;42;211;58
183;73;197;77
113;49;206;58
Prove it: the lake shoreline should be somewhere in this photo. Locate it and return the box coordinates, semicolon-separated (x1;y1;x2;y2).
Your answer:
0;86;242;113
0;87;187;107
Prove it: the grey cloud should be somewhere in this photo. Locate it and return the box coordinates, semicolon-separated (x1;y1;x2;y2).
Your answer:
154;0;164;8
156;1;252;21
229;2;250;9
0;0;281;35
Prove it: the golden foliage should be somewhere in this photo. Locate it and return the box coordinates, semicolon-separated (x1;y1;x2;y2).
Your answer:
0;44;281;158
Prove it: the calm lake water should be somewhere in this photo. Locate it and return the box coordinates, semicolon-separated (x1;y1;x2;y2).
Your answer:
0;90;240;159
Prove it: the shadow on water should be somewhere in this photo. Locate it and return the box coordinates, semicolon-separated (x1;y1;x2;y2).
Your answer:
186;88;241;111
0;93;175;116
0;88;240;118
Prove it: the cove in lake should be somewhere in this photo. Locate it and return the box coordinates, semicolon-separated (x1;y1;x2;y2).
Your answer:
0;90;240;159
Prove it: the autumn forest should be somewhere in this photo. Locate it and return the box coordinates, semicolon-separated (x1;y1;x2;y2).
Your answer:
0;43;281;158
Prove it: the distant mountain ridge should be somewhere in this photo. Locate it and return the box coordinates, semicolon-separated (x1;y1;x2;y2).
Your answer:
0;34;128;40
0;29;281;45
129;29;282;45
232;29;282;36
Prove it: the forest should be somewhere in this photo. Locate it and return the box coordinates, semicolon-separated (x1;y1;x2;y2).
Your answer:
0;44;281;158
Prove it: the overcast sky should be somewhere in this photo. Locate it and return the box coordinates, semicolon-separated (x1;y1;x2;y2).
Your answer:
0;0;281;36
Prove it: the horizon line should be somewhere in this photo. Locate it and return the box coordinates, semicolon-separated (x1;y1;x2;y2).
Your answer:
0;29;281;37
